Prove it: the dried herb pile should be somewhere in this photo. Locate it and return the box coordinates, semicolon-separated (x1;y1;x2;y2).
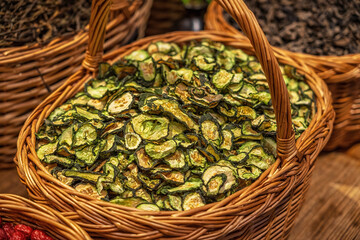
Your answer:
36;40;315;211
0;0;91;47
225;0;360;55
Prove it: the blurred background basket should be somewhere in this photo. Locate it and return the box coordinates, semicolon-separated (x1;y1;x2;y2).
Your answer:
205;1;360;150
0;194;91;240
145;0;185;36
15;0;334;238
0;0;153;169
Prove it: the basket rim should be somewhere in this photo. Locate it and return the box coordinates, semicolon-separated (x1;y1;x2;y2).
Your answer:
15;30;334;239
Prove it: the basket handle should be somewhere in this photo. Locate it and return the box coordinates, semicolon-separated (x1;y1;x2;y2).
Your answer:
82;0;111;72
83;0;297;160
216;0;297;159
82;0;133;73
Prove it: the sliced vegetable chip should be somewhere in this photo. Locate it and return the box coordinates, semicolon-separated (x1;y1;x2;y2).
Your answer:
101;134;116;153
86;85;108;99
194;55;216;71
220;129;233;151
206;174;226;196
102;121;124;136
218;103;237;117
145;140;177;160
136;203;160;211
228;153;247;164
73;123;97;147
183;192;205;211
216;50;235;70
63;170;102;184
37;141;58;160
108;92;134;115
125;50;150;62
110;197;147;208
188;149;207;168
164;150;186;169
202;166;237;194
242;121;262;140
131;114;169;141
165;180;202;194
43;155;73;168
236;106;256;120
124;132;142;150
135;188;152;202
75;183;107;199
75;142;103;166
136;148;156;170
151;98;199;131
212;69;233;90
96;163;118;193
167;121;187;139
58;126;73;146
139;58;156;82
159;171;185;184
238;141;260;153
107;177;125;195
200;114;221;145
169;195;183;211
123;163;142;190
138;173;161;190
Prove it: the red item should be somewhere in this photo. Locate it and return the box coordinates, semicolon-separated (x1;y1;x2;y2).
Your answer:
9;231;25;240
2;223;14;239
30;230;53;240
14;225;32;238
0;228;8;240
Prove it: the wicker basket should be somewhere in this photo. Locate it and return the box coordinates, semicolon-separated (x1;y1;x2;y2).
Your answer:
0;194;91;240
0;0;153;169
205;1;360;150
15;0;334;239
145;0;185;36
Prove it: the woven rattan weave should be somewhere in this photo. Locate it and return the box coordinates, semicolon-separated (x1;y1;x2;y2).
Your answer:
15;0;334;239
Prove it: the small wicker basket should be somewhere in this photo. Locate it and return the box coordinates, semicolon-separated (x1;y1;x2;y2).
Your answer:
0;194;91;240
15;0;334;239
0;0;153;169
205;1;360;150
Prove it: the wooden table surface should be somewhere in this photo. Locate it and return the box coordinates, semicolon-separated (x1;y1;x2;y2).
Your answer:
1;147;359;239
289;150;360;240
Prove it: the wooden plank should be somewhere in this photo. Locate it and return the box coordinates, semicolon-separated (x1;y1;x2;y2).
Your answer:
289;152;360;240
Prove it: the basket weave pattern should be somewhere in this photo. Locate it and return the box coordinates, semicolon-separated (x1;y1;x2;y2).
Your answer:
0;194;91;240
15;0;334;239
205;1;360;150
0;0;153;169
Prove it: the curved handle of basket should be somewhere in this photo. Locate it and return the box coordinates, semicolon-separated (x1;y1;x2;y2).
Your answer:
82;0;112;72
216;0;297;159
82;0;132;73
